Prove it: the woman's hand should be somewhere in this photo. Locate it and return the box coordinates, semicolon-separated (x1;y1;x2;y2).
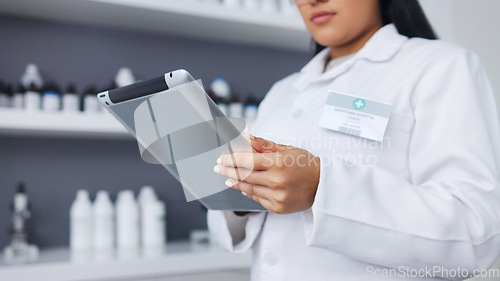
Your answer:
214;133;321;214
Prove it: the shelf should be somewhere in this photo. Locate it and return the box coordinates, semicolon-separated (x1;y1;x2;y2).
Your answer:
0;241;252;281
0;109;130;139
0;0;311;52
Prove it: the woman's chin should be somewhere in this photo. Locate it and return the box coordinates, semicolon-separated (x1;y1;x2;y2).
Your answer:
309;29;347;49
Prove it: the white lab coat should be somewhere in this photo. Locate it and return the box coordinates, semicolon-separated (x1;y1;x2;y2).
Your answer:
208;24;500;281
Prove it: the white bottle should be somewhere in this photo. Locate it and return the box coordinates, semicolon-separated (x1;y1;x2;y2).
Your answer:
210;77;231;115
83;86;101;114
138;186;157;208
244;96;259;128
138;186;159;248
142;201;166;250
218;102;229;116
115;68;136;88
116;190;140;252
62;84;80;113
210;77;231;101
229;97;244;119
20;64;44;90
245;105;258;120
0;83;10;108
13;183;29;213
70;190;93;253
12;84;25;109
42;83;61;112
93;191;114;252
24;83;41;111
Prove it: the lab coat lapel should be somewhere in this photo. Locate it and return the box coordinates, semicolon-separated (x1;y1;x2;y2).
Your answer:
292;24;408;92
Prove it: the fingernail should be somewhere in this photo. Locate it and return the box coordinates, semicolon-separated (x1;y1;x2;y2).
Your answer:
213;165;220;173
217;157;222;164
244;132;255;140
225;179;236;187
241;191;248;196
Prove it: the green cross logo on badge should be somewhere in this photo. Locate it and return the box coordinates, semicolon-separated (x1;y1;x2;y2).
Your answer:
353;98;366;110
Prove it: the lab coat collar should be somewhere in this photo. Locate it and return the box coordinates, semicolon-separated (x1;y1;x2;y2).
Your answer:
292;24;408;91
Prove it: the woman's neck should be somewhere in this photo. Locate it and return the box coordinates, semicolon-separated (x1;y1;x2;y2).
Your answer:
329;24;382;60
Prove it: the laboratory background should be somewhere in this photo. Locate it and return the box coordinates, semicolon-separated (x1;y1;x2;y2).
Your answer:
0;0;499;280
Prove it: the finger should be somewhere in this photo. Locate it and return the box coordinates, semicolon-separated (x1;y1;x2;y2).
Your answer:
217;152;276;170
242;132;253;144
244;133;289;153
228;184;274;212
225;179;273;200
245;193;275;212
224;179;275;210
214;165;269;186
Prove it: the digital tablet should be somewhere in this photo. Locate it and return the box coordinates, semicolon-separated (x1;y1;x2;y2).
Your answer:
97;69;265;211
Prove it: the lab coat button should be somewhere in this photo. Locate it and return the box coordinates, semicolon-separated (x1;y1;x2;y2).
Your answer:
292;109;303;118
263;252;277;266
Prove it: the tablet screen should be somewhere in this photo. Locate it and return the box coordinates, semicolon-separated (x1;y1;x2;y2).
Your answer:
105;80;265;211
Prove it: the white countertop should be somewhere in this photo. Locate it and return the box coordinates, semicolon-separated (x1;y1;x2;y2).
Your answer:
0;241;251;281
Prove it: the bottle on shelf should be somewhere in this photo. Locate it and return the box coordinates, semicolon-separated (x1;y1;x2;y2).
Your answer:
41;82;61;112
142;200;166;255
115;67;136;88
228;94;244;119
24;83;41;111
0;81;11;108
216;96;229;116
82;86;102;114
62;83;80;113
138;185;157;239
244;95;259;128
210;77;231;116
5;85;14;108
70;190;93;253
116;190;140;257
138;186;157;209
20;64;44;90
93;191;115;254
12;84;25;109
138;186;166;253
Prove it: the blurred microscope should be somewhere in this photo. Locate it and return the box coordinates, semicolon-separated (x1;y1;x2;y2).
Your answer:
2;183;39;264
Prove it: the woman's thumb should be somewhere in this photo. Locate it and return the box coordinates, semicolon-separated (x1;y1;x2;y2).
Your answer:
243;132;287;153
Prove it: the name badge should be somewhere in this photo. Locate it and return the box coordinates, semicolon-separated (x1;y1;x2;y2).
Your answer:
318;91;393;142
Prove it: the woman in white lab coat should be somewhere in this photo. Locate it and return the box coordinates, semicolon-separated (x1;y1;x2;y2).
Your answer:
209;0;500;280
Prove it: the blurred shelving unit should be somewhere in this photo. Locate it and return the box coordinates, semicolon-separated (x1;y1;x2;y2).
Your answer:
0;109;130;139
0;241;251;281
0;0;310;52
0;0;310;136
